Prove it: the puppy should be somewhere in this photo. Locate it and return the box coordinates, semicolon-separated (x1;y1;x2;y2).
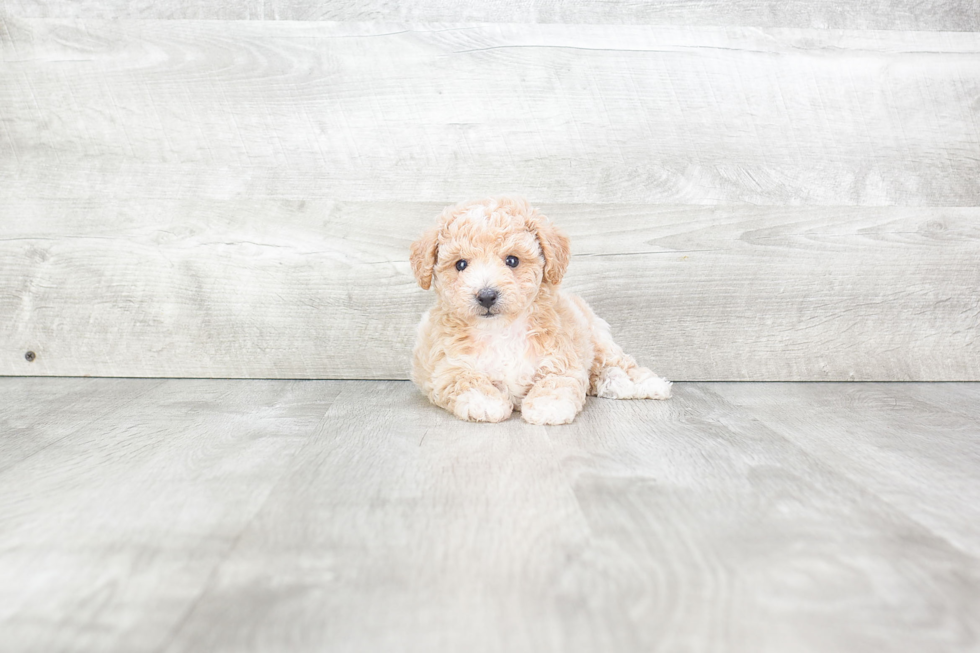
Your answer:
410;197;671;425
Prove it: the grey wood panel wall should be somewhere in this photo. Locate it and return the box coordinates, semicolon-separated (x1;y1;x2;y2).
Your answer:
4;1;979;31
2;200;977;380
1;11;978;380
3;20;979;205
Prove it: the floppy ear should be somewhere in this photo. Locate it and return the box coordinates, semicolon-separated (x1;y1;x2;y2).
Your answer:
410;227;439;290
532;217;571;285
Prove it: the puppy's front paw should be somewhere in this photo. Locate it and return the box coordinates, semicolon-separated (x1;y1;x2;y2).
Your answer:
521;394;579;425
453;389;513;423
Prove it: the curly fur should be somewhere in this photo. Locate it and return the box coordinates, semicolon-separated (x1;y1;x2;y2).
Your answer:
410;197;671;425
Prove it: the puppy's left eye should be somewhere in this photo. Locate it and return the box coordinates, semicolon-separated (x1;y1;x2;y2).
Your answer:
505;255;519;268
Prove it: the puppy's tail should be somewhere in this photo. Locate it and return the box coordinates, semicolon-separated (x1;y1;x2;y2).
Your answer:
571;295;672;400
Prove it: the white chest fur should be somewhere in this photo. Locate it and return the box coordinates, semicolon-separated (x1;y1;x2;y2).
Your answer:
468;317;539;406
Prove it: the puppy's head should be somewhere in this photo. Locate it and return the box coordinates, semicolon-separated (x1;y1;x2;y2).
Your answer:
410;197;570;321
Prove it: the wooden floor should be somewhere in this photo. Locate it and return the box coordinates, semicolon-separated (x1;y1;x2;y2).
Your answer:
1;379;979;652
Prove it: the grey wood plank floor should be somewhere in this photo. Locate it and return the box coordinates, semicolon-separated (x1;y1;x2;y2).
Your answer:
1;379;978;652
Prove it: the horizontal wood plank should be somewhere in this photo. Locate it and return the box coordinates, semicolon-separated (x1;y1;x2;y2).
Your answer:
3;18;978;379
2;20;979;205
2;200;977;380
3;1;978;31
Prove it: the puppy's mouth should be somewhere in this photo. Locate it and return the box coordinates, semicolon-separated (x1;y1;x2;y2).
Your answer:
480;310;499;318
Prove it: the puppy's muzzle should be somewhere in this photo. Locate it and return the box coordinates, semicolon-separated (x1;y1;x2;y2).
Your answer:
476;287;499;309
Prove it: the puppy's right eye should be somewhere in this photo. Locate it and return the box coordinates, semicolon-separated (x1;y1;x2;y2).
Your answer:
455;260;467;272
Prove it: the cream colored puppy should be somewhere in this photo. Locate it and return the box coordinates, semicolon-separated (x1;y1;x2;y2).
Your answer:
410;197;671;425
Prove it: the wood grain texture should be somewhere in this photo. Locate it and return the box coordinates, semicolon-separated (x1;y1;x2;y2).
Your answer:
549;383;980;652
2;18;979;380
713;382;980;557
164;381;595;653
3;0;979;31
0;377;163;472
0;378;342;653
2;379;978;652
2;19;979;205
2;200;978;380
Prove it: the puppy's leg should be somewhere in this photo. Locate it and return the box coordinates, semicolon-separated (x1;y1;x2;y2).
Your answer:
570;296;672;400
593;362;672;400
430;367;513;423
521;373;588;425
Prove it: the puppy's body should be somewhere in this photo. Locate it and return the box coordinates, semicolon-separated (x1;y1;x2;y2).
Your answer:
411;198;670;425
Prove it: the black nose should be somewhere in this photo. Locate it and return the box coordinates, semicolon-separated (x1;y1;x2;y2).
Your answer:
476;288;498;308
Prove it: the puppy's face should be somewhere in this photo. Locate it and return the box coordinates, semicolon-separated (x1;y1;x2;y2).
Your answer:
411;199;570;322
434;206;544;320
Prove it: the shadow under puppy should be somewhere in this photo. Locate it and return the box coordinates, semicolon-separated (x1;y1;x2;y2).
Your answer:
410;197;671;425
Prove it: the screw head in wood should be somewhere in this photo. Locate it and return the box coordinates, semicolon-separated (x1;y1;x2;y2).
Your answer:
25;351;36;362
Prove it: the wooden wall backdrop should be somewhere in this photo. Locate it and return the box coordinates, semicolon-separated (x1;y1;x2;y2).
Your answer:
1;4;978;380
